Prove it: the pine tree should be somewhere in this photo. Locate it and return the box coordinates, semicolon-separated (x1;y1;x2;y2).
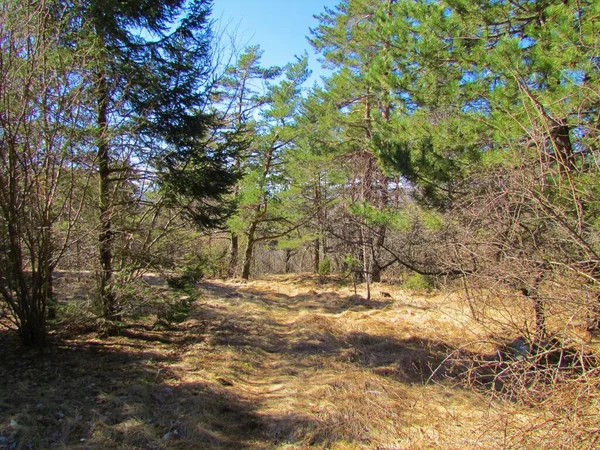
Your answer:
310;0;400;287
230;55;311;280
74;0;234;320
212;46;281;277
314;0;600;337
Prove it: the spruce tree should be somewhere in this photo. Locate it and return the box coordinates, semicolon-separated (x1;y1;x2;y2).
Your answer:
75;0;236;320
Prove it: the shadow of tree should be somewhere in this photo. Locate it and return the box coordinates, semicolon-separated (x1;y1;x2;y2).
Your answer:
0;279;488;450
199;282;467;384
0;333;267;449
201;281;394;314
285;329;459;384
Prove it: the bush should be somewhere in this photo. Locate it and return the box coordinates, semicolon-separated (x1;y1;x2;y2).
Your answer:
154;296;193;328
343;255;362;275
318;258;332;276
167;256;204;292
403;273;435;292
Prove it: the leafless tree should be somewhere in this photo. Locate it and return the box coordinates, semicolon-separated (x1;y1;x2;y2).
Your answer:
0;0;90;347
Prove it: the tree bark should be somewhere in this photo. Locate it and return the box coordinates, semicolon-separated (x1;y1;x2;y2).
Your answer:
47;271;56;320
534;297;546;343
371;262;382;283
227;232;239;278
521;267;547;343
285;248;292;273
241;232;255;280
313;238;320;273
371;222;386;282
96;70;118;321
313;183;321;273
240;143;275;280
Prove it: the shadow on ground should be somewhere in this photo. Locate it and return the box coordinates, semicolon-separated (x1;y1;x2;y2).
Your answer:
201;280;394;314
0;328;274;449
0;278;480;449
198;281;463;384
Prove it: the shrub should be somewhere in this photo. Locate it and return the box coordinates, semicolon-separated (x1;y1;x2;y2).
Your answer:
343;255;362;275
318;258;332;276
167;256;204;292
403;273;435;292
155;296;193;328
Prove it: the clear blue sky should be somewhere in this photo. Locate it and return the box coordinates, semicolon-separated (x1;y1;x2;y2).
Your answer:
211;0;340;86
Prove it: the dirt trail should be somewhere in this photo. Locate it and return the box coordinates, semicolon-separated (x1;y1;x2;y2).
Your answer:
165;278;502;449
0;276;506;449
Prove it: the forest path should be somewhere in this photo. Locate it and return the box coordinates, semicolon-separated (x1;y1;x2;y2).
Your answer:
0;275;503;450
158;277;500;449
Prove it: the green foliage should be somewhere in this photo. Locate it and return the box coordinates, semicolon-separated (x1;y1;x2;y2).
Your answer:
154;296;193;328
80;0;239;229
422;210;445;232
403;273;435;292
53;296;99;333
390;212;412;232
310;0;600;210
167;256;205;293
344;255;362;275
198;247;229;278
348;202;398;227
318;258;333;276
3;0;598;353
276;234;319;251
159;125;242;228
348;201;446;232
224;52;313;279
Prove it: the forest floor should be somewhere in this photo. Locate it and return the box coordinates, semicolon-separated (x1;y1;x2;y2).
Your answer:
0;274;593;449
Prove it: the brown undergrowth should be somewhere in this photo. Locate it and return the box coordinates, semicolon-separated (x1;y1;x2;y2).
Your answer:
0;274;598;449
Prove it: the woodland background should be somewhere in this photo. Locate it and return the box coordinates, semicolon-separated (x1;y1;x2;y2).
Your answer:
1;0;600;447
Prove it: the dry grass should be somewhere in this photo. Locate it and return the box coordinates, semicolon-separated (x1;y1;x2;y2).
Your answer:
1;274;598;449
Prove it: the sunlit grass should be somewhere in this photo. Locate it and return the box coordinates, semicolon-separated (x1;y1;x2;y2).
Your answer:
1;273;597;449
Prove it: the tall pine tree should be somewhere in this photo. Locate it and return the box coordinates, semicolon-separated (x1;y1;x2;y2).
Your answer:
75;0;236;320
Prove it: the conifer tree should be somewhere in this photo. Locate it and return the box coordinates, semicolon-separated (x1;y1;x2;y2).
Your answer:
213;46;281;277
230;55;311;280
310;0;399;286
75;0;235;319
312;0;600;336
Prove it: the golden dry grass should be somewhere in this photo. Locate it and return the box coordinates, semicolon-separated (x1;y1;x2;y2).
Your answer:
0;274;598;449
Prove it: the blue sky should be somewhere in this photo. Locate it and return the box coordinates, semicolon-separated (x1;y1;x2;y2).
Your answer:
211;0;340;86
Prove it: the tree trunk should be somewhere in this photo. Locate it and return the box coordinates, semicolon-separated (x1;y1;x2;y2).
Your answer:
534;297;546;343
96;70;118;321
227;232;239;278
241;221;258;280
4;196;46;348
360;225;371;300
313;238;320;273
522;267;547;343
313;182;322;274
371;223;386;282
550;120;574;172
285;248;292;273
18;310;46;349
47;270;56;320
13;264;47;349
371;263;382;283
241;236;255;280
